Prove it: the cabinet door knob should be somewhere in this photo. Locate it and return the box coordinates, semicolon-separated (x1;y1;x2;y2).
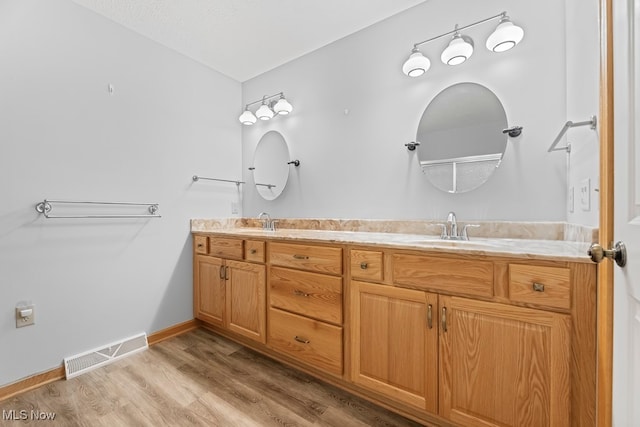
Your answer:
250;249;257;254
532;282;545;292
427;304;433;329
360;262;368;269
294;336;310;344
219;265;225;280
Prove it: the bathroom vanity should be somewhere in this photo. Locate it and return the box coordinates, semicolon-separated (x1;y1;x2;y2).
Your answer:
192;219;596;427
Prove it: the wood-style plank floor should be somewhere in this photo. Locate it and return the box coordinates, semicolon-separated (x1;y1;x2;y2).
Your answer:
0;329;425;426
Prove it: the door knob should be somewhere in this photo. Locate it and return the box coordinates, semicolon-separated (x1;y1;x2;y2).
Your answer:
588;241;627;267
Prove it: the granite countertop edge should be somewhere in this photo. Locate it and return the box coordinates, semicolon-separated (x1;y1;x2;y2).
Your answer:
190;219;594;264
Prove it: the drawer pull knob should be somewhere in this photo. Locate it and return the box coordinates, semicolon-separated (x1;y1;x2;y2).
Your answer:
441;307;448;332
427;304;433;329
250;249;257;254
360;262;368;269
294;336;310;344
197;244;203;248
293;254;309;260
293;289;310;297
532;282;545;292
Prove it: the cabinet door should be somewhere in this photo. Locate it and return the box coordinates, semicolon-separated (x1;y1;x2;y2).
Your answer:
194;255;225;326
350;281;438;413
439;296;571;427
225;260;266;344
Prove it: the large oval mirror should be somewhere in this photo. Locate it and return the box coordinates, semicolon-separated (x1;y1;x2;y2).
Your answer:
252;130;290;200
416;82;508;193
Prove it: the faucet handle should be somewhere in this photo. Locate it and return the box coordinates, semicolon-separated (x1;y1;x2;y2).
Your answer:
270;220;279;231
461;224;480;240
435;223;448;238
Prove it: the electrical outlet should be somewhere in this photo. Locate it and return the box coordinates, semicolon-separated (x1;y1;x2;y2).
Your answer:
16;304;35;328
580;178;591;211
231;202;239;215
568;187;574;213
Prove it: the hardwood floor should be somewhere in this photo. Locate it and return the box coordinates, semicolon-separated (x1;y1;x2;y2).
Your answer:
0;329;425;426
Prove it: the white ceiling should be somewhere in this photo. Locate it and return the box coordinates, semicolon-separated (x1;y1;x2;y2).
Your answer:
72;0;428;82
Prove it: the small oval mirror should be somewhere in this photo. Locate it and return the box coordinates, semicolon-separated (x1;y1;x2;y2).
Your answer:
252;130;290;200
416;82;508;193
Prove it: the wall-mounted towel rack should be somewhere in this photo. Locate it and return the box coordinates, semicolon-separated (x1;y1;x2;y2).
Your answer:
548;115;597;153
256;183;276;189
192;175;245;186
35;200;161;219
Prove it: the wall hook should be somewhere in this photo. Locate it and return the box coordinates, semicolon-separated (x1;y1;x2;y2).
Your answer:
405;141;421;151
288;160;301;167
502;126;523;137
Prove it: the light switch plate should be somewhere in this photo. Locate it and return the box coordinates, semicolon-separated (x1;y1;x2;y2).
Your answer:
580;178;591;211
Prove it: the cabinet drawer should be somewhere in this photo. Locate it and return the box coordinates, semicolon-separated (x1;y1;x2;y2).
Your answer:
269;267;342;324
270;242;342;275
393;254;493;297
194;235;208;255
509;264;571;310
209;237;244;259
245;240;265;263
350;250;383;282
268;308;343;376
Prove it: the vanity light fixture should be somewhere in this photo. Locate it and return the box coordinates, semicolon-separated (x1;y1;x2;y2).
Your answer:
402;11;524;76
238;92;293;125
441;30;474;65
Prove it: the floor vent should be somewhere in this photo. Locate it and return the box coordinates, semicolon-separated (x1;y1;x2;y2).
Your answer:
64;332;148;379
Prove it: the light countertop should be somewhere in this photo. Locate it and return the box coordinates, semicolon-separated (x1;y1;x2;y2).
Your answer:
192;226;593;263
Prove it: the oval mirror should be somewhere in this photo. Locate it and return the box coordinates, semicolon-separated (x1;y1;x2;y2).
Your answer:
252;130;290;200
416;82;508;193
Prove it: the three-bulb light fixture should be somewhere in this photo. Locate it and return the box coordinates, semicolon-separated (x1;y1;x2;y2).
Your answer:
238;92;293;125
402;11;524;77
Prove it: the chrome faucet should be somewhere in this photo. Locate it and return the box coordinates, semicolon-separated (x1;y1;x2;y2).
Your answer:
439;211;479;240
258;212;277;231
446;212;458;239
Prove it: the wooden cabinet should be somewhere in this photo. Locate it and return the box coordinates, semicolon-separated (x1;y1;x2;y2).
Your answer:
193;235;266;344
393;253;494;298
439;296;571;427
350;249;383;282
194;254;225;326
269;266;342;324
350;280;438;413
270;242;342;275
225;259;266;343
267;242;344;376
351;249;583;427
508;263;571;310
268;307;342;375
193;232;595;427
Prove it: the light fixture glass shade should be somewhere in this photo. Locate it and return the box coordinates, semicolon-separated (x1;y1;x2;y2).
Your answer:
256;104;274;121
402;49;431;77
441;34;474;65
486;17;524;52
274;97;293;115
238;109;257;125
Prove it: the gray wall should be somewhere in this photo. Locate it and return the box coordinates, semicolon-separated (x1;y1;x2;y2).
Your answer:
566;0;600;227
241;0;577;222
0;0;241;386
